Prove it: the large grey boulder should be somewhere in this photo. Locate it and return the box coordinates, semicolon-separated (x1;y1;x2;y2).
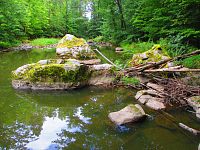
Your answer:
56;34;97;60
108;104;146;125
12;59;115;90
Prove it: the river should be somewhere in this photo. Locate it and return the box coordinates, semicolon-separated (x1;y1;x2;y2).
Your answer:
0;48;199;149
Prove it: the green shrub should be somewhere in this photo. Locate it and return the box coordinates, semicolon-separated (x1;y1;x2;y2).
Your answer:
120;41;154;59
180;55;200;69
121;76;140;85
93;36;104;42
30;38;60;46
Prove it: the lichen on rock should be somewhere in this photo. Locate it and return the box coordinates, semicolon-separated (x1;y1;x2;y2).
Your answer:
129;44;172;67
56;34;97;60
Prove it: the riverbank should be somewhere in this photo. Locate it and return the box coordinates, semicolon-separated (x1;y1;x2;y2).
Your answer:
0;38;60;52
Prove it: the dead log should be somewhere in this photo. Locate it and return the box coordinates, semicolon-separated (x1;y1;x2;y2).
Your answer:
179;123;200;136
144;68;200;73
125;49;200;73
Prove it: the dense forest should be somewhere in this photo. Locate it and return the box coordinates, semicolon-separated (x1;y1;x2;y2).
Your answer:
1;0;200;53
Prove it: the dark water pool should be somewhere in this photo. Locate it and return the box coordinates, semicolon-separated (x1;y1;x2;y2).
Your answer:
0;48;199;150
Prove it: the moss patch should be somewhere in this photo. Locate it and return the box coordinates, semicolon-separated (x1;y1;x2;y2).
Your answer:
57;35;86;49
129;104;140;113
129;44;170;67
13;63;91;83
121;76;140;85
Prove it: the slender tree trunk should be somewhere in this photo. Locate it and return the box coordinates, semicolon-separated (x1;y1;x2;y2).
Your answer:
115;0;126;29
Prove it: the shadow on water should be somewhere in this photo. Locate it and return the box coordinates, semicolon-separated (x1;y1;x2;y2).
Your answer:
0;48;199;150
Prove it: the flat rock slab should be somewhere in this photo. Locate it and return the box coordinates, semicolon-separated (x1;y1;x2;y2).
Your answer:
135;89;166;110
135;90;164;100
145;99;166;110
187;96;200;111
108;104;146;125
137;95;153;104
147;83;164;92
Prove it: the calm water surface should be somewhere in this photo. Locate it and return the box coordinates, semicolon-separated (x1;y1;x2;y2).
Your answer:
0;48;199;150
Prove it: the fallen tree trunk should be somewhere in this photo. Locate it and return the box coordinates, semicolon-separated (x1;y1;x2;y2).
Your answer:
143;68;200;73
125;49;200;73
179;123;200;136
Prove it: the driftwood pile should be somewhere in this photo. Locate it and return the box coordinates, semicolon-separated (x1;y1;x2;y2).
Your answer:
124;49;200;75
152;77;200;106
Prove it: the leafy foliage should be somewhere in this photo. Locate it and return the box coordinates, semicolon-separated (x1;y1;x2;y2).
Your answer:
121;76;140;85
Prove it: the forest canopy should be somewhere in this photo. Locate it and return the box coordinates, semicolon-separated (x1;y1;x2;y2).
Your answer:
0;0;200;50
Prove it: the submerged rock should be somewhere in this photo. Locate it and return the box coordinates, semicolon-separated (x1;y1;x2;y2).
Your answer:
129;45;172;67
108;104;146;125
56;34;97;60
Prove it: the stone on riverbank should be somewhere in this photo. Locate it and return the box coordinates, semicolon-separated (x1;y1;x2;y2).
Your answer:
187;96;200;119
129;45;172;67
108;104;146;125
89;64;114;86
135;89;166;110
56;34;97;60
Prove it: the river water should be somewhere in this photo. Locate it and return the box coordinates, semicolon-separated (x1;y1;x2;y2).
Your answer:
0;48;199;150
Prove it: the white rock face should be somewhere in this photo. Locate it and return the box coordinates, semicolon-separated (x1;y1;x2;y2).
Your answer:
14;64;35;76
91;64;112;71
108;104;146;125
38;60;48;65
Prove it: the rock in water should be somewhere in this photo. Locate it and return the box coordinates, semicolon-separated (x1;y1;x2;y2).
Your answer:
145;99;166;110
56;34;97;60
12;59;90;90
187;96;200;119
108;104;146;125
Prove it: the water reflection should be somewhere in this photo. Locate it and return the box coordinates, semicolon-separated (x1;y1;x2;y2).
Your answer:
25;108;87;150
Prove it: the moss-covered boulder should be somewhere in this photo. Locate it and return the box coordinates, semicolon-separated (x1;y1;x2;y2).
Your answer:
56;34;97;60
129;45;172;67
12;59;115;90
12;59;91;90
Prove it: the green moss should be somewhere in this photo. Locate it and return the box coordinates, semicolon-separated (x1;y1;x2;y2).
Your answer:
129;45;170;66
180;55;200;69
129;104;140;113
121;76;140;85
77;50;97;60
13;63;91;83
57;36;86;48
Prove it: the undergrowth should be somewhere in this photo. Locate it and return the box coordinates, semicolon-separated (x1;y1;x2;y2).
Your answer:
30;38;60;46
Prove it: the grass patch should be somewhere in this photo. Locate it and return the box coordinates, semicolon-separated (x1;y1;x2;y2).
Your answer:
30;38;60;46
120;42;154;58
121;76;140;85
179;55;200;69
